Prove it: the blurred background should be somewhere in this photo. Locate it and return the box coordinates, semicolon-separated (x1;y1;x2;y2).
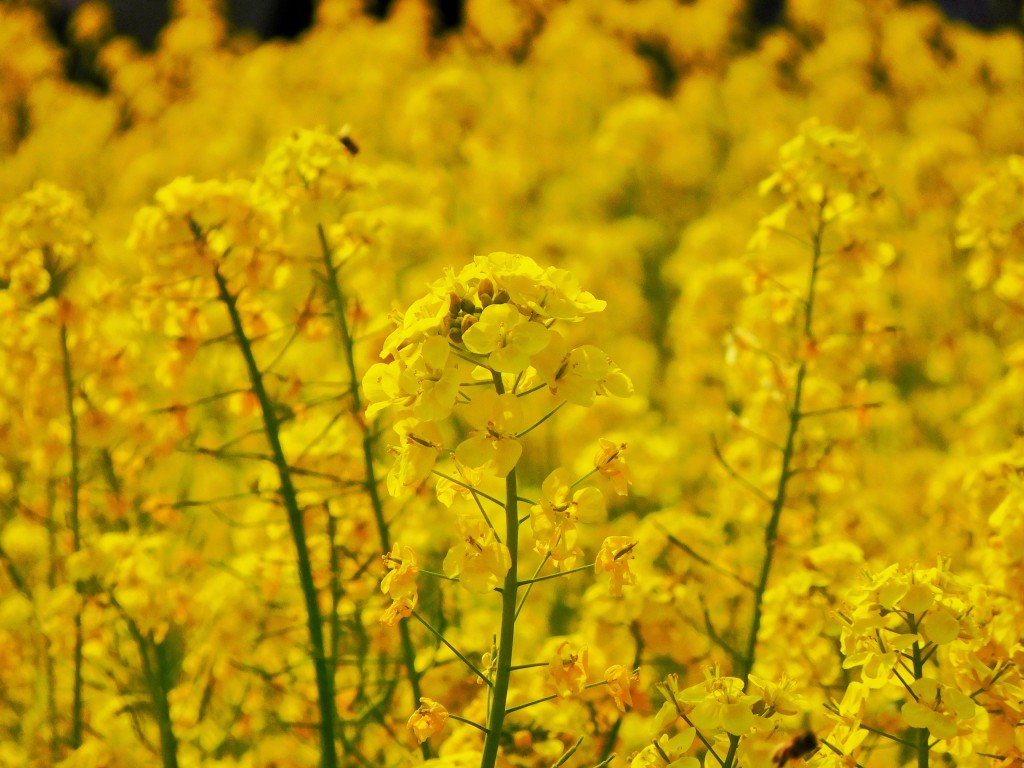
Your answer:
41;0;1024;50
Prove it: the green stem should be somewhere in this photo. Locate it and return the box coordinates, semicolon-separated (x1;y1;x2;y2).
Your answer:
317;224;427;758
120;610;179;768
722;735;739;768
514;402;564;438
45;480;59;762
505;681;608;716
58;322;84;750
910;620;929;768
213;268;338;768
480;372;520;768
410;610;491;685
735;215;824;687
517;562;593;586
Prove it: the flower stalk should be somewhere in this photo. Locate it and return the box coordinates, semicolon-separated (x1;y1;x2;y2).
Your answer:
212;266;338;768
317;225;426;757
58;321;84;750
479;371;520;768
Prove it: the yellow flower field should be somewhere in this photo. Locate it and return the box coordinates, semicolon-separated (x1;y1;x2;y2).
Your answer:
1;1;1023;767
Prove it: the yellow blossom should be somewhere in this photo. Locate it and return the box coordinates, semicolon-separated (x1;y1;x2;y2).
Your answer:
595;536;637;597
547;640;590;697
442;515;511;593
407;697;449;743
605;664;636;712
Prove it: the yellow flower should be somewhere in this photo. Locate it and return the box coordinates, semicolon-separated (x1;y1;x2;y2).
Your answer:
461;303;550;374
380;595;416;627
386;419;444;497
530;467;604;568
605;664;636;712
748;674;802;716
531;332;633;406
362;360;417;418
677;664;758;737
381;544;419;603
901;677;976;741
363;335;460;420
594;439;631;495
595;536;637;597
547;640;589;697
407;697;449;743
442;515;510;593
631;730;698;768
454;390;523;477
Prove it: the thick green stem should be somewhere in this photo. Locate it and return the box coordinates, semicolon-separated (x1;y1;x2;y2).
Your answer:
58;322;84;749
317;226;427;757
213;269;338;768
480;373;520;768
121;613;179;768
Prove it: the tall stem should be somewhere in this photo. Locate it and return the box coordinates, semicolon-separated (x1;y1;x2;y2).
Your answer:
480;373;520;768
213;269;338;768
123;616;179;768
317;227;427;758
737;214;825;687
58;322;84;749
910;619;929;768
45;479;59;762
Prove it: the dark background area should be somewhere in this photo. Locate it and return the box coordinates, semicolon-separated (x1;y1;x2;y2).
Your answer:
47;0;1024;47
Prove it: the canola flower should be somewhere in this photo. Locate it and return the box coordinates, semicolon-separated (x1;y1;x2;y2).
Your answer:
0;1;1023;767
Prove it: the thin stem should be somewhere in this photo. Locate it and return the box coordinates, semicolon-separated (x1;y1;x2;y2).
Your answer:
735;213;825;687
553;737;584;767
505;681;608;715
212;266;338;768
419;568;459;582
515;553;550;621
910;619;929;768
318;224;427;757
480;372;520;768
517;563;593;586
654;522;754;591
448;714;489;734
410;610;491;686
45;481;58;762
515;402;565;438
59;321;84;750
659;682;724;766
430;470;507;509
569;467;599;489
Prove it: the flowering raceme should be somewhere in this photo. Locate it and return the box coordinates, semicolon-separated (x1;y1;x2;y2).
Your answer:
367;251;635;767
